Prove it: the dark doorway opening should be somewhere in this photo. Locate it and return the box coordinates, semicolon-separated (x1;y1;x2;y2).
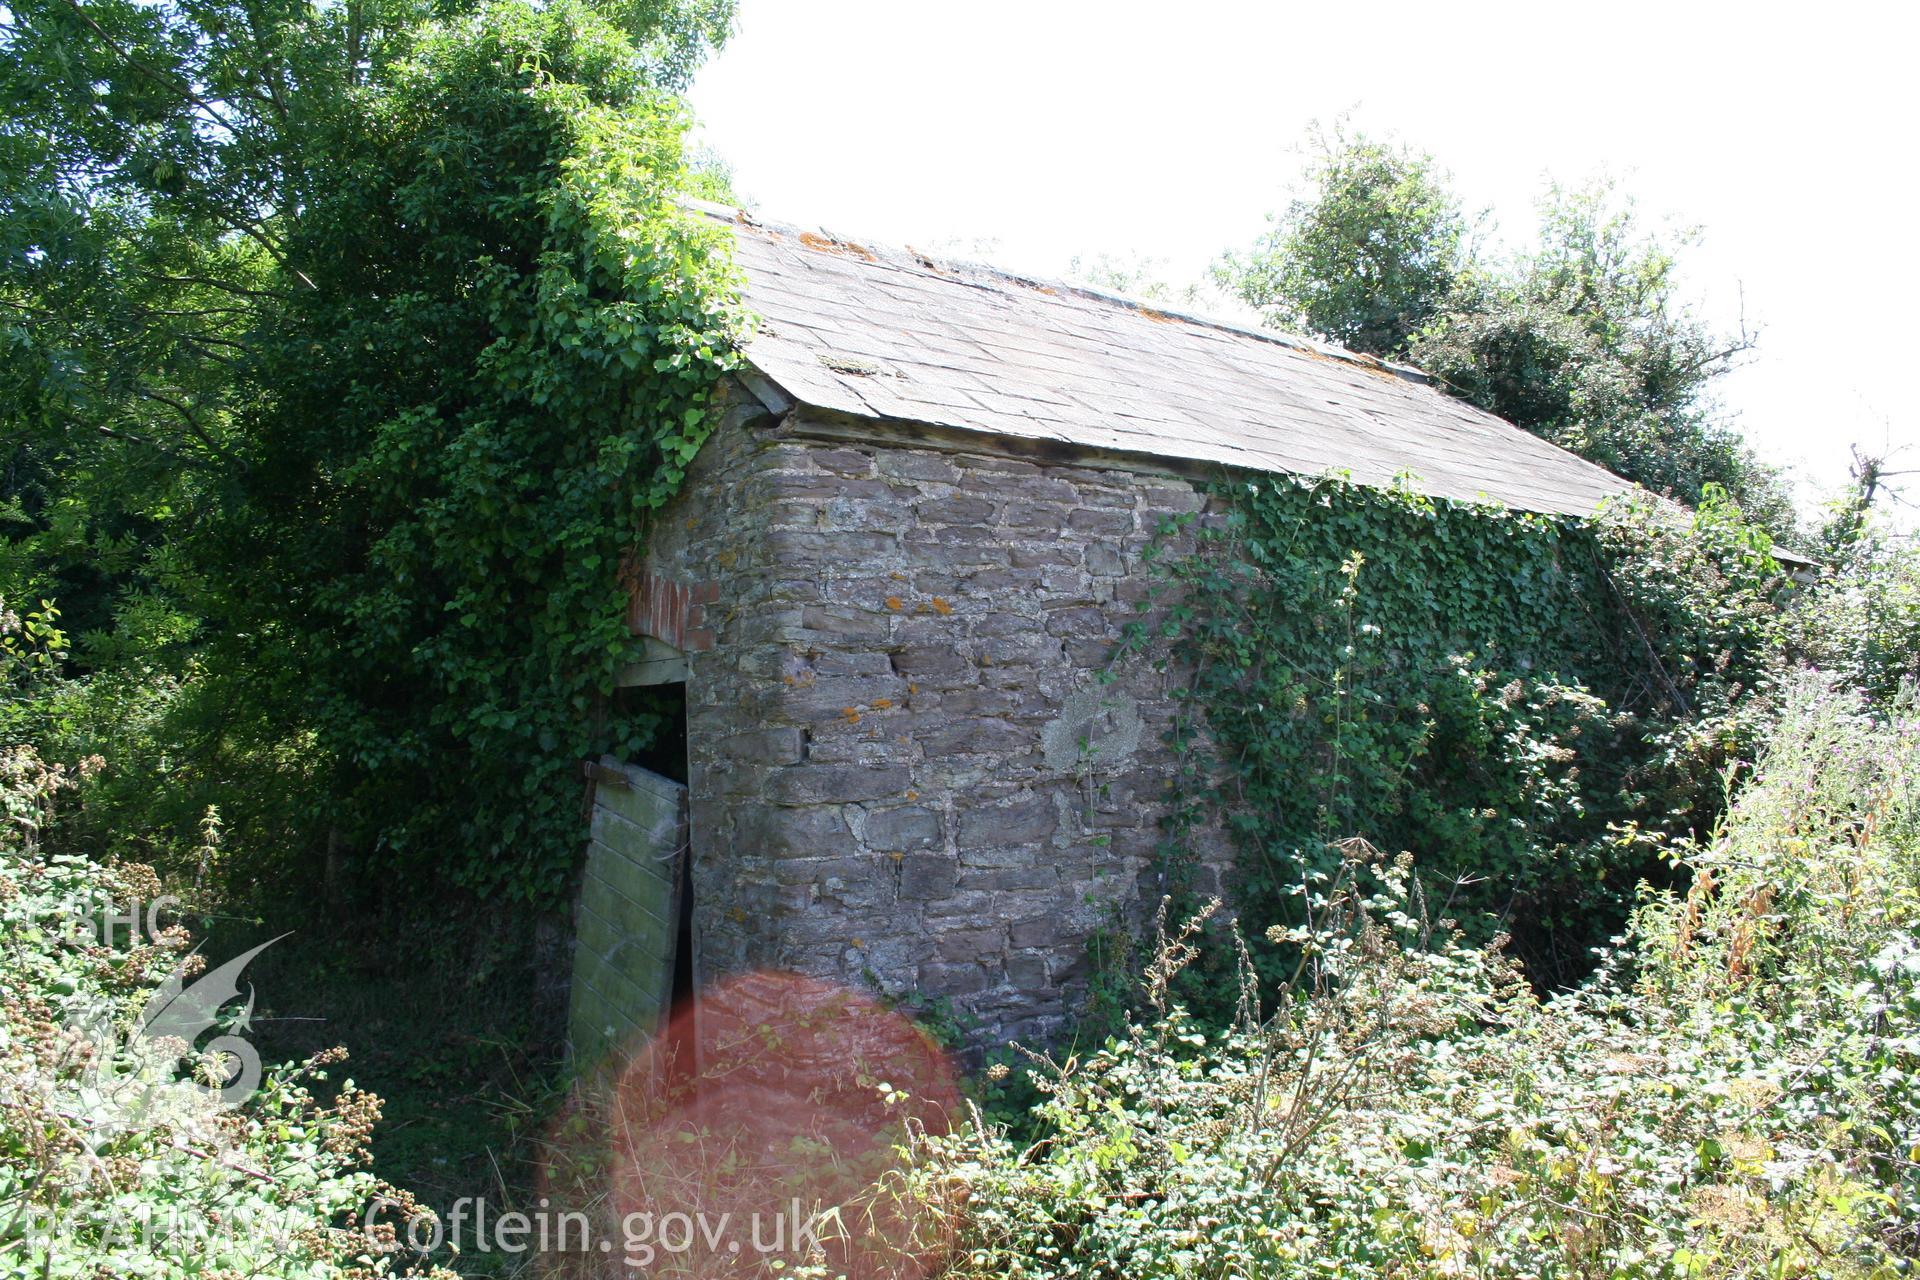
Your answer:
612;678;697;1072
612;681;688;786
670;830;697;1016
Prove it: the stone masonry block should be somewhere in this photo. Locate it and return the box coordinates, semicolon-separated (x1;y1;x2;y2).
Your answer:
766;765;912;806
956;797;1058;848
897;853;958;900
863;806;943;850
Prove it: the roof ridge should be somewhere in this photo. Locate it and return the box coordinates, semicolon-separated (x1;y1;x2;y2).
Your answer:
682;197;1433;387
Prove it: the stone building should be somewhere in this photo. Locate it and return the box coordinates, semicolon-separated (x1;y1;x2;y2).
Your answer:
565;203;1648;1060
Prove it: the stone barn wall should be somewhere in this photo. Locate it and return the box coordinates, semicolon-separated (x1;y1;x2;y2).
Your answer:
633;383;1231;1050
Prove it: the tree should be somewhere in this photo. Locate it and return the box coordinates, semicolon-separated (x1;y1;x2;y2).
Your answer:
2;0;743;901
1068;252;1207;308
1412;182;1797;537
1215;130;1466;358
1217;138;1799;539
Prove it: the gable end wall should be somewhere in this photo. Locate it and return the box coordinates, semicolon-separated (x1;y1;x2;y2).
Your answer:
641;392;1232;1049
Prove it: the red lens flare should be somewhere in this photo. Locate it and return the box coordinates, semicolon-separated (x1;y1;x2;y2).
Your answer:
544;971;960;1278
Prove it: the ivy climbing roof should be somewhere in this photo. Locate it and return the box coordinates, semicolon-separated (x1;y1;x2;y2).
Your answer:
711;203;1644;520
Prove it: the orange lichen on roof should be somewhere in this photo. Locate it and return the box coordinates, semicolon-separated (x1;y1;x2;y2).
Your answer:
1301;344;1401;381
798;231;878;262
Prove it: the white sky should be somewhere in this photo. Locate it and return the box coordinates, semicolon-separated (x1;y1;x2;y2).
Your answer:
688;1;1918;519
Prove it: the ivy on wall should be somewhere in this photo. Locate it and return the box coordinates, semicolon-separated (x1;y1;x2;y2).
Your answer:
3;0;744;906
1124;474;1785;988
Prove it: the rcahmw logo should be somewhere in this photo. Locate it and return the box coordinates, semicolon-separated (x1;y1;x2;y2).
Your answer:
54;893;286;1139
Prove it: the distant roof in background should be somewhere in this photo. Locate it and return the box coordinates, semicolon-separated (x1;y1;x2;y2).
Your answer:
707;202;1645;520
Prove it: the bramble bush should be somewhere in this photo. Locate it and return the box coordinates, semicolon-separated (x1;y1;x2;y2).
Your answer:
901;673;1920;1278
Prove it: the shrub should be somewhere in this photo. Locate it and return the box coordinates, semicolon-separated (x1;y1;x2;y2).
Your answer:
1786;527;1920;707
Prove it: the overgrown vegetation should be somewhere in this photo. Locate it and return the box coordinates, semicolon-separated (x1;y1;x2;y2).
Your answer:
905;673;1920;1279
3;0;741;1270
1120;476;1785;993
2;0;743;906
0;613;449;1278
1789;463;1920;705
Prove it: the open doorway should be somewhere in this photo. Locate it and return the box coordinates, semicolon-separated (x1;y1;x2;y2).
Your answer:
612;681;688;786
600;679;697;1074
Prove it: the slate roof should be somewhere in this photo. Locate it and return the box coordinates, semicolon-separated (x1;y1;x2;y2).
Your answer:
709;203;1645;520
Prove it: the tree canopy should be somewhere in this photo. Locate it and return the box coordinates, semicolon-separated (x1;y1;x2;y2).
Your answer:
1218;133;1798;539
2;0;744;901
1216;132;1466;359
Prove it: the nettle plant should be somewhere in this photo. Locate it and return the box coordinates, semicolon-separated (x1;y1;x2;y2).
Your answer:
1117;472;1786;993
906;677;1920;1280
